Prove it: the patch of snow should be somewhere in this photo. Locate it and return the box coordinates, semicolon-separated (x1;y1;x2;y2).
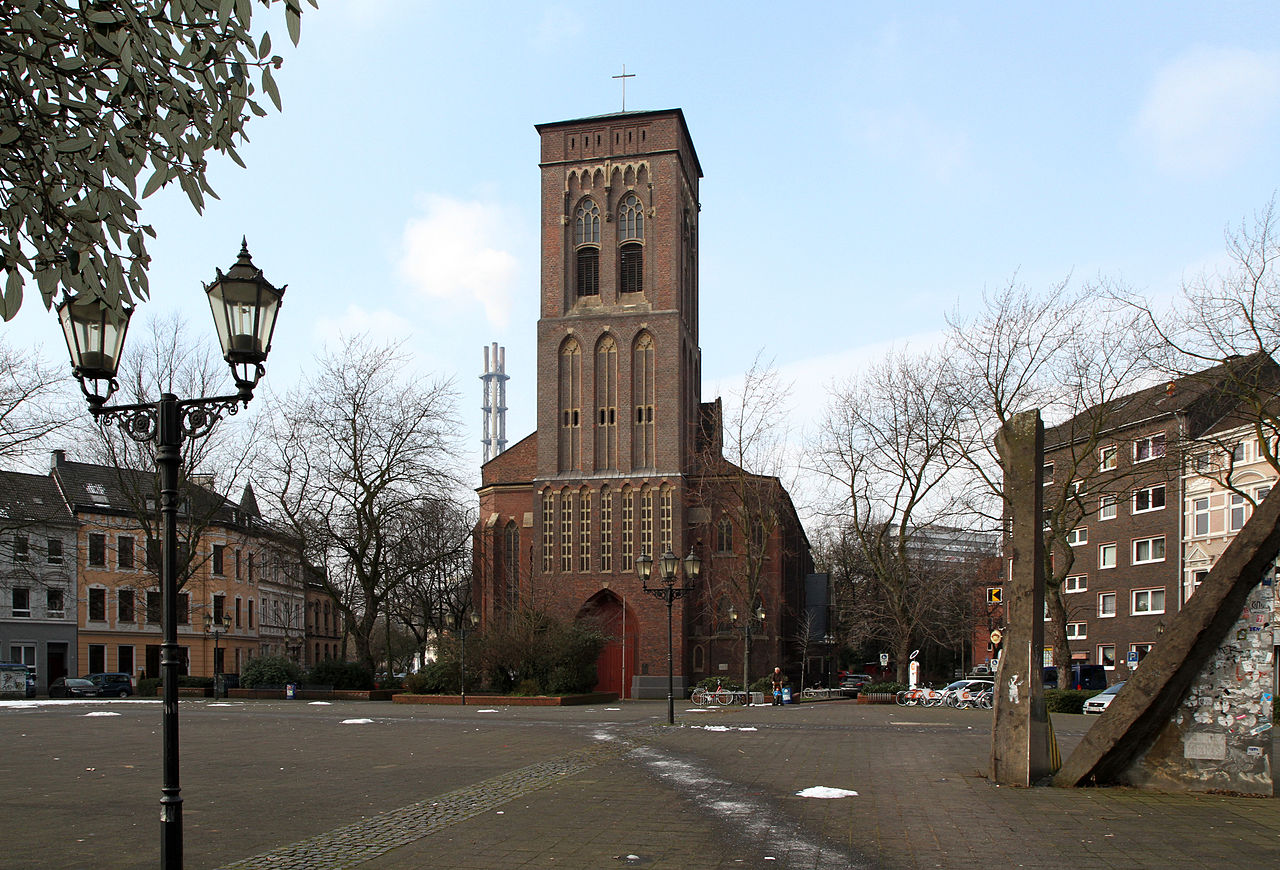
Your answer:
697;725;731;731
308;701;331;706
605;707;621;711
0;699;160;708
84;711;121;717
477;708;500;713
795;786;858;799
207;703;237;707
340;718;375;725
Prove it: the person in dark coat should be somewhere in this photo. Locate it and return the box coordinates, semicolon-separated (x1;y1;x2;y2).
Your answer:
771;667;786;705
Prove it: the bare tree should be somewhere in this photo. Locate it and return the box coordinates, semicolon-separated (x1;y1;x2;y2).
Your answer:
946;278;1150;677
257;334;463;676
812;348;972;682
692;352;797;692
0;337;75;467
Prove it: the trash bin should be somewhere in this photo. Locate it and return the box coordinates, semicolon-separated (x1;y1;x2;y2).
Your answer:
285;683;296;700
781;687;792;704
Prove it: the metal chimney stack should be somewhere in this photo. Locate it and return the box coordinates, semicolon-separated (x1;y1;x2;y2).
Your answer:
480;342;509;462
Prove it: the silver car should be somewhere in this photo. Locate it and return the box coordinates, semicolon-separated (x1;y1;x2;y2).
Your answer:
1084;681;1125;714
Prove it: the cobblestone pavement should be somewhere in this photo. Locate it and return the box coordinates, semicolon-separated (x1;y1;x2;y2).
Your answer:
3;698;1278;869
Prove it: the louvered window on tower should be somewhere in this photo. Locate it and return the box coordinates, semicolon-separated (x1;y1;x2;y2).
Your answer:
577;247;599;296
620;243;643;294
575;199;601;298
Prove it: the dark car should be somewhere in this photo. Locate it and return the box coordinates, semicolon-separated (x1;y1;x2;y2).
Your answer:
84;672;134;697
49;677;98;698
1043;664;1107;691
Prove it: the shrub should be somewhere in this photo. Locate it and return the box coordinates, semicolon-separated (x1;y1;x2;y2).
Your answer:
240;654;302;689
403;661;471;695
1045;689;1094;714
864;682;906;694
178;676;214;688
695;676;742;692
513;678;542;696
750;676;775;693
307;658;373;690
479;609;605;695
138;677;161;696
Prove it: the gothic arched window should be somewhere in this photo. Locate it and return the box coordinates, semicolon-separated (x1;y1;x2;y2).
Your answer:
595;334;618;469
559;339;582;471
574;199;600;298
618;194;643;295
632;333;655;468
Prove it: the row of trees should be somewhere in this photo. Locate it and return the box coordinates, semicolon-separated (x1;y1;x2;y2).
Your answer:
809;200;1280;682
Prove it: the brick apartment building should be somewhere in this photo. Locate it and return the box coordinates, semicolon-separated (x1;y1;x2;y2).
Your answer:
474;109;812;698
994;356;1280;685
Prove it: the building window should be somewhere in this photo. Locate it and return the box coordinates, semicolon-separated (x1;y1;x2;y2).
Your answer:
1041;462;1054;486
11;587;30;617
620;487;634;572
118;535;135;570
176;594;188;624
212;544;225;575
639;487;654;562
1066;622;1087;640
1132;485;1165;514
1229;493;1248;531
599;488;612;573
618;192;644;240
1064;574;1087;593
213;594;225;624
1192;497;1210;536
541;490;554;573
146;591;162;623
560;490;573;573
248;552;255;583
1134;433;1166;462
147;537;160;571
1132;587;1166;615
619;243;643;295
659;486;673;555
1130;642;1154;664
1132;536;1165;565
89;587;106;621
559;340;582;472
1098;495;1117;520
1098;591;1116;618
235;596;242;628
88;644;106;674
632;333;656;468
248;598;254;629
716;517;733;553
1098;542;1116;569
595;335;618;469
574;200;600;298
46;538;63;564
118;589;135;623
1066;527;1087;547
46;588;64;618
579;489;592;572
88;533;105;566
1098;644;1116;669
1099;445;1117;470
118;646;134;676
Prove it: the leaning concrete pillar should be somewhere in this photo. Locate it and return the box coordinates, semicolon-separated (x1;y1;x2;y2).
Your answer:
990;409;1058;786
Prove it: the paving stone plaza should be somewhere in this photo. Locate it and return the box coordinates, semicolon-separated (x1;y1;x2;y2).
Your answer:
3;698;1278;869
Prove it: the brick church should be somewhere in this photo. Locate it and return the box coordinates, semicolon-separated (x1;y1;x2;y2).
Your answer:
474;109;813;698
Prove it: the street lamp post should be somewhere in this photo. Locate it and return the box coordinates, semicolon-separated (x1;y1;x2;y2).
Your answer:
57;241;285;870
730;602;766;704
636;547;701;725
458;609;480;705
203;613;231;699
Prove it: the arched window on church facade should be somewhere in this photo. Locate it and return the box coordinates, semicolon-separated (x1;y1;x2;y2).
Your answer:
541;489;554;573
503;521;519;613
560;489;573;573
579;488;592;572
618;193;643;296
632;332;655;468
659;484;673;555
621;485;634;572
558;338;582;471
595;334;618;470
574;199;600;298
639;485;654;562
600;486;613;572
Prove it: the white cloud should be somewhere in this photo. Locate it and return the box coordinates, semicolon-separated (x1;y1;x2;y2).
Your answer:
1133;46;1280;173
397;195;520;330
310;304;417;354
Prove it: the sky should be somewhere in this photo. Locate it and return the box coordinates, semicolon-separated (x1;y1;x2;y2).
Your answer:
6;1;1280;507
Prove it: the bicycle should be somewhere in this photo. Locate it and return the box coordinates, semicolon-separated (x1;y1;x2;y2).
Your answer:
690;680;735;706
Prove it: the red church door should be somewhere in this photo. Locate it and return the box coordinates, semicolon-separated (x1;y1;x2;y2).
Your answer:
580;591;634;698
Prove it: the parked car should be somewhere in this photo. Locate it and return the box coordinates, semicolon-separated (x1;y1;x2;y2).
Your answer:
83;673;134;697
49;677;99;698
1083;681;1125;714
1044;664;1107;691
839;673;872;688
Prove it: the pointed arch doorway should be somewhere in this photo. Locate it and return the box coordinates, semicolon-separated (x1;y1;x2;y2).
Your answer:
577;589;636;699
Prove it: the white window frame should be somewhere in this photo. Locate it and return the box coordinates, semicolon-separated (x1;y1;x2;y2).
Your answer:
1098;542;1117;569
1066;622;1087;640
1064;574;1087;593
1129;642;1155;665
1132;485;1166;514
1132;536;1166;565
1131;587;1166;615
1066;526;1087;546
1099;495;1117;521
1229;492;1248;531
1192;497;1210;536
11;586;30;618
1099;445;1117;471
1097;643;1116;670
1098;591;1116;618
1042;462;1054;487
1134;433;1166;463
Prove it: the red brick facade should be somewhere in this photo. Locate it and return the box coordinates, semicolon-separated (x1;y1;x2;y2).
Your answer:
475;110;812;698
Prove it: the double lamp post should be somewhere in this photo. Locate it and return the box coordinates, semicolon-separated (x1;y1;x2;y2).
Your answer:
636;547;701;725
57;241;286;870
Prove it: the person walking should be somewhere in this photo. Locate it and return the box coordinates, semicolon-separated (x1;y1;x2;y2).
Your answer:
771;667;786;705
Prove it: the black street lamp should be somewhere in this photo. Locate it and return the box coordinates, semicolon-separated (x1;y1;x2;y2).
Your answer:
458;609;480;705
57;241;284;870
203;613;231;699
636;547;701;725
729;602;766;704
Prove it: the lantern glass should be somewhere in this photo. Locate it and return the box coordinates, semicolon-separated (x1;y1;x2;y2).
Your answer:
683;548;701;581
659;549;679;582
205;242;285;371
57;295;131;380
635;551;652;583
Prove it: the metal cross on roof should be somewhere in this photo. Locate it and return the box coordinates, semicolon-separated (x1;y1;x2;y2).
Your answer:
613;64;635;112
